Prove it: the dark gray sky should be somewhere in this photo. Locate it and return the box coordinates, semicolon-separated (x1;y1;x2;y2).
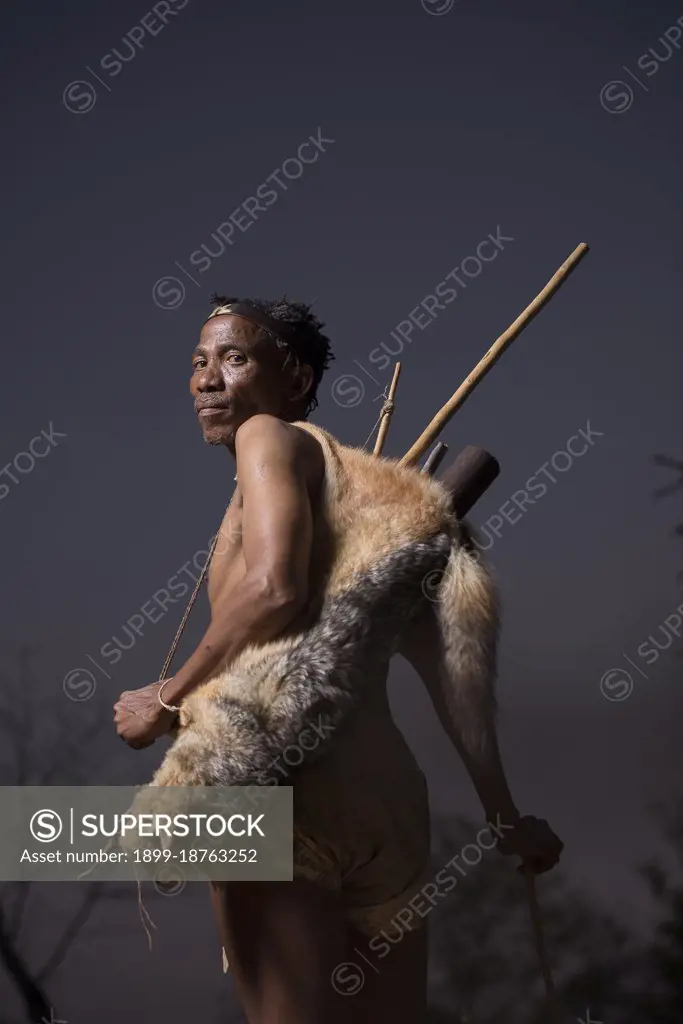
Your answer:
1;0;681;1020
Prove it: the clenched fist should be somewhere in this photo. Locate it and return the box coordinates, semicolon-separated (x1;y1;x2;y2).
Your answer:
495;814;564;874
113;680;178;750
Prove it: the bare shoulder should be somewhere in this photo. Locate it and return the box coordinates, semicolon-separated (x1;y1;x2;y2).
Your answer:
234;414;325;485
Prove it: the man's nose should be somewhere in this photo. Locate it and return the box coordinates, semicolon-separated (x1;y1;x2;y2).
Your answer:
196;361;224;391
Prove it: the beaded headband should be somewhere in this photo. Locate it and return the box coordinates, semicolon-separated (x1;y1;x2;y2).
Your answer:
204;301;298;348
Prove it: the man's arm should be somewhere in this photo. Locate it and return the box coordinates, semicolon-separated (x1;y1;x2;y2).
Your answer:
161;415;316;706
114;414;317;745
399;605;519;824
399;607;563;873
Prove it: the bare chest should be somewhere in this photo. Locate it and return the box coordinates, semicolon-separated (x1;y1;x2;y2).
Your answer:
206;490;245;609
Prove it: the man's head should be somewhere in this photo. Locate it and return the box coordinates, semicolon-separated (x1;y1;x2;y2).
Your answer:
191;295;335;448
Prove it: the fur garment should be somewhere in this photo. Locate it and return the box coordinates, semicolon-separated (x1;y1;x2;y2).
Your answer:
149;421;499;788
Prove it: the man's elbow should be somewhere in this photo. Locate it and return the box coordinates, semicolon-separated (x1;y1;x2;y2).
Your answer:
250;572;308;619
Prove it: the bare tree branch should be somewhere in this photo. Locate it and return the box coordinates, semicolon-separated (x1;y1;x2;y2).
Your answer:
653;454;683;498
0;903;52;1023
36;884;104;982
0;648;133;1019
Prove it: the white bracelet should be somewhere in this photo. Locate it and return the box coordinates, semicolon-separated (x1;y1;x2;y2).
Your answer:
158;678;181;714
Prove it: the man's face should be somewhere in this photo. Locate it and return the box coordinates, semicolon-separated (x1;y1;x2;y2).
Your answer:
190;315;296;447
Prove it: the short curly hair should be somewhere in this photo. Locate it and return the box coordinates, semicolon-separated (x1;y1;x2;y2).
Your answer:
209;294;335;418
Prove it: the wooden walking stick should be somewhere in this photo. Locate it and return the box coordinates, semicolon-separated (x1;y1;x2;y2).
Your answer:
522;866;572;1022
400;242;589;467
524;868;556;996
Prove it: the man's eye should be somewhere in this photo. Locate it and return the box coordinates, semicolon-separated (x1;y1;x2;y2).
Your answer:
226;353;246;364
192;360;207;370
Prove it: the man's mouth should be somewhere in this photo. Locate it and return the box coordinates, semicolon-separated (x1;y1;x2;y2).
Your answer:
197;404;230;417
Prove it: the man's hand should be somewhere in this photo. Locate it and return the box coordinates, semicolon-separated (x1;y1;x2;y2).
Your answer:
113;681;178;750
495;814;564;874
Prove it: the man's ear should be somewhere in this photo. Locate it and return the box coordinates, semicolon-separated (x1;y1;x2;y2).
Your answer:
289;362;314;407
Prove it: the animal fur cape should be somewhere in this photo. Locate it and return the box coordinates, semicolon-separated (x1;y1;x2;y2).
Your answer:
149;421;498;789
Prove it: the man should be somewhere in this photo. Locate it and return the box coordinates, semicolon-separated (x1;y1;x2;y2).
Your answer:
114;295;563;1024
